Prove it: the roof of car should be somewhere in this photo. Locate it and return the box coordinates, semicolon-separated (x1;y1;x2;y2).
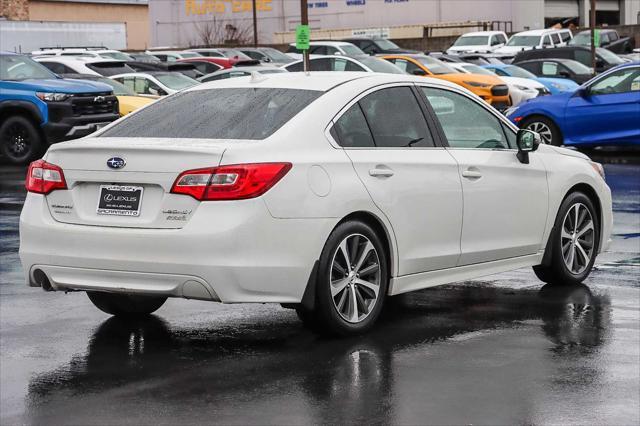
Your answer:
460;31;506;37
33;56;125;64
188;71;461;93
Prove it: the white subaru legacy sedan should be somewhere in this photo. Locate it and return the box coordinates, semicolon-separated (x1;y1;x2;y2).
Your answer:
19;72;612;335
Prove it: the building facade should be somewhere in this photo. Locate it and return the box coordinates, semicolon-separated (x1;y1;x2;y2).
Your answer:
148;0;640;48
1;0;150;49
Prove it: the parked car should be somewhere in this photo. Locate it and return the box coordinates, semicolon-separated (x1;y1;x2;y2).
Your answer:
482;63;579;94
515;58;594;84
506;62;640;147
187;48;253;62
340;37;418;55
19;72;612;336
286;41;366;59
124;60;205;80
34;56;135;77
59;73;156;116
32;47;134;61
495;28;573;54
178;56;257;70
110;72;199;96
381;54;511;110
128;52;161;62
284;55;405;74
513;46;625;74
457;53;514;65
449;62;548;106
235;47;294;65
198;66;287;82
569;29;635;54
0;52;119;164
447;31;509;54
148;51;203;62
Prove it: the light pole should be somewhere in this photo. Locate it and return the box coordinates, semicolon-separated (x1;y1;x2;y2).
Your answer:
301;0;310;72
252;0;258;47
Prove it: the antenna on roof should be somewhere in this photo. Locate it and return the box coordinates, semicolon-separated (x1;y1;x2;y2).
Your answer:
250;71;267;84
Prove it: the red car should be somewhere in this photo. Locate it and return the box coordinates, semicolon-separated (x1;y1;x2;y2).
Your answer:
178;56;260;72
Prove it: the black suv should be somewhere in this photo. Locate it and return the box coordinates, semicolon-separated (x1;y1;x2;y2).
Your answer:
341;37;417;55
513;46;625;74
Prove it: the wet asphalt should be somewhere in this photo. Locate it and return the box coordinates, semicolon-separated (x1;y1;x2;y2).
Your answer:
0;162;638;425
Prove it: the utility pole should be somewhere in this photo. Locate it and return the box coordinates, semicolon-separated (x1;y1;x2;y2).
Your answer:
252;0;258;47
590;0;596;75
301;0;310;72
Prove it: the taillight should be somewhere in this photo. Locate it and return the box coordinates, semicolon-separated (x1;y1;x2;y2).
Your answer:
171;163;292;201
25;160;67;194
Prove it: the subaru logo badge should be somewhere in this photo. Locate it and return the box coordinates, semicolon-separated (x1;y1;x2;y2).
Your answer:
107;157;126;169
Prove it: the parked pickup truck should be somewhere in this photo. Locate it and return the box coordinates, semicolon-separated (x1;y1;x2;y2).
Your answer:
569;29;635;54
0;52;119;164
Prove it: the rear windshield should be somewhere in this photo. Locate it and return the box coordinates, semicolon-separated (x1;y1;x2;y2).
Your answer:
100;88;322;140
87;62;135;76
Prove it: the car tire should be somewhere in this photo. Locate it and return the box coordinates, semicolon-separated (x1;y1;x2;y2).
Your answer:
521;116;562;146
0;115;43;165
533;192;600;286
87;292;167;316
306;220;389;336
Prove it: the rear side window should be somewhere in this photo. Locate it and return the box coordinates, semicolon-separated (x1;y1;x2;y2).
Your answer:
551;33;561;45
332;103;375;148
560;31;572;42
359;87;435;148
100;88;322;140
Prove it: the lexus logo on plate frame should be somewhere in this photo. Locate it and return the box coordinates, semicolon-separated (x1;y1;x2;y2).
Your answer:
107;157;126;169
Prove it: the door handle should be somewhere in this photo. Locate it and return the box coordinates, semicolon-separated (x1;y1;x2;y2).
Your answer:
369;167;394;178
461;169;482;179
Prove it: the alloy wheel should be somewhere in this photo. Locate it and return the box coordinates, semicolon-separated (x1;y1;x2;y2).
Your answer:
526;121;553;144
330;233;381;323
561;203;595;275
5;122;31;158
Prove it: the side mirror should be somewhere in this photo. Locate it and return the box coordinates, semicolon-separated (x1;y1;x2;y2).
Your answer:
412;69;428;76
558;70;571;78
575;87;589;97
263;57;271;63
516;129;540;164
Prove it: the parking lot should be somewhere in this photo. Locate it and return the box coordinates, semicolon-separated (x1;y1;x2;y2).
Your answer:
1;160;638;425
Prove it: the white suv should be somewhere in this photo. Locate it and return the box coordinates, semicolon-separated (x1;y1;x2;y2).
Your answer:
496;29;573;54
286;41;366;59
447;31;509;54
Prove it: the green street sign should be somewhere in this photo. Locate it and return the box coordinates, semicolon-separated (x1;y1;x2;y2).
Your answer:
594;29;600;47
296;25;310;50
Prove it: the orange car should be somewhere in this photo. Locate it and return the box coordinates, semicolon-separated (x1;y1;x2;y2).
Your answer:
381;54;511;110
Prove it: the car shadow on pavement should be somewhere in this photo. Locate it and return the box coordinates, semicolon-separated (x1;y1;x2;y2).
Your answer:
24;282;611;425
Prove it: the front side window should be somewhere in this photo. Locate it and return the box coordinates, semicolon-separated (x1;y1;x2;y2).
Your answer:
100;88;323;140
590;67;640;95
542;62;559;76
551;33;561;45
421;87;511;149
359;87;435;148
543;35;552;47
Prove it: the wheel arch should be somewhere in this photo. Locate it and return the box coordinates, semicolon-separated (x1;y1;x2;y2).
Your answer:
0;101;44;125
520;113;564;145
540;182;603;267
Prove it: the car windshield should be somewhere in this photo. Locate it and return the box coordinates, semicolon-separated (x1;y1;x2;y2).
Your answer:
0;55;57;81
179;52;203;59
155;73;199;90
415;56;458;75
506;35;541;47
461;64;494;75
100;51;134;61
454;36;490;46
220;49;252;60
563;60;592;74
597;48;625;65
96;77;135;96
504;65;538;79
341;45;366;56
569;33;592;46
374;39;400;50
100;88;323;140
261;48;293;62
357;56;405;74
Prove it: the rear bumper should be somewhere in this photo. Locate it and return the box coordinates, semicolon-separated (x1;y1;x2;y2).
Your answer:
19;194;336;303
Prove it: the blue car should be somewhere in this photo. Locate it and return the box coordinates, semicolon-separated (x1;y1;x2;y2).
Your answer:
505;62;640;147
482;63;579;95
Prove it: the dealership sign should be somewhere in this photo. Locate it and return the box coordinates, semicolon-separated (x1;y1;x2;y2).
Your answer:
185;0;273;15
352;27;390;38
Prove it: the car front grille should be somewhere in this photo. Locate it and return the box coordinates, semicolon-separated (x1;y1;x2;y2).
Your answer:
491;85;509;96
71;92;118;116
